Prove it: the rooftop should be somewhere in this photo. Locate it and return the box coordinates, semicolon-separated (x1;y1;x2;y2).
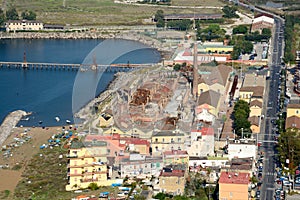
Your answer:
287;104;300;109
191;127;214;136
239;86;264;97
197;90;221;108
219;171;250;184
153;131;184;137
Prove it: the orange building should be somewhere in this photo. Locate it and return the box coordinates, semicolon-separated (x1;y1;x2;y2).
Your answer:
219;171;250;200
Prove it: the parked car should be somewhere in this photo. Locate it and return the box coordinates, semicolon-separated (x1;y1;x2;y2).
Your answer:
256;190;261;198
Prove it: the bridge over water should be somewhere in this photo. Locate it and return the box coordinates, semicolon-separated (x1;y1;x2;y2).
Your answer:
0;61;156;72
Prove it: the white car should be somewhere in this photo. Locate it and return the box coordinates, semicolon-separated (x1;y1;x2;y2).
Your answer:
283;180;292;186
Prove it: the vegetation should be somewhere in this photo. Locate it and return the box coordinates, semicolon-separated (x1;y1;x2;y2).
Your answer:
5;7;19;20
197;24;226;41
233;100;251;136
244;29;271;42
154;10;165;28
222;5;239;18
232;25;248;34
167;19;192;31
21;10;37;20
283;15;300;63
0;9;5;26
278;128;300;170
230;36;254;60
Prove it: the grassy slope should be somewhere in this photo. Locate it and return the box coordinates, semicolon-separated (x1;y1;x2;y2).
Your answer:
4;0;224;25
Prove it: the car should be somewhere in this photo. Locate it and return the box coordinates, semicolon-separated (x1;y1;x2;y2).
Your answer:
283;180;292;186
256;190;261;198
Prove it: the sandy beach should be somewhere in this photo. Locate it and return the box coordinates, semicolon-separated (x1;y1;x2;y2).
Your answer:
0;126;64;193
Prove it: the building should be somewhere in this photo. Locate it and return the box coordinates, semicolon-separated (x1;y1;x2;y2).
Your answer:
248;115;261;133
188;127;215;157
196;90;221;117
66;141;109;191
158;164;187;195
98;110;113;128
163;150;189;165
227;141;257;160
5;20;43;32
219;171;250;200
198;42;234;54
151;131;185;156
239;86;264;103
251;14;274;33
198;65;233;95
286;104;300;118
119;153;163;178
189;156;228;169
286;115;300;129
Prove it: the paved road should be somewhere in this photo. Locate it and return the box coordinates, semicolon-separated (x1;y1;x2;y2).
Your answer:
260;17;285;200
235;1;285;199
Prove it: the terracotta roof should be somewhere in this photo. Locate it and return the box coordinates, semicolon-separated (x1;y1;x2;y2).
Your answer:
287;104;300;109
219;171;250;184
249;100;262;108
240;86;264;97
191;127;214;136
248;116;260;126
286;116;300;129
197;90;220;108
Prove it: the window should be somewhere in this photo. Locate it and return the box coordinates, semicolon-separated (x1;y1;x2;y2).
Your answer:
229;192;233;198
178;138;181;142
162;138;165;142
155;138;158;142
297;110;299;114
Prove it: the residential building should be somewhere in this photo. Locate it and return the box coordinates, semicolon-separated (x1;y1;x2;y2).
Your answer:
158;164;187;195
286;104;300;118
219;171;250;200
196;90;221;117
198;42;234;54
239;86;264;103
120;154;163;178
248;115;261;133
188;127;215;157
151;131;185;156
249;100;263;117
163;150;189;165
5;20;43;32
189;156;228;169
251;14;274;33
66;141;109;191
227;141;257;160
286;115;300;129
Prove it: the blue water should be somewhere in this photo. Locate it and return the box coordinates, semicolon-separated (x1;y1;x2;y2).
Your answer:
0;39;161;126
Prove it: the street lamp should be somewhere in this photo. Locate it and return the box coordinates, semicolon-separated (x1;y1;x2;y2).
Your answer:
241;128;244;139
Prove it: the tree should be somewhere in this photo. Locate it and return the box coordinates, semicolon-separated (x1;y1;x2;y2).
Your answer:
222;6;239;18
233;100;251;136
21;10;37;20
88;182;99;190
232;25;248;34
154;10;165;28
261;28;271;38
0;9;5;26
6;7;19;20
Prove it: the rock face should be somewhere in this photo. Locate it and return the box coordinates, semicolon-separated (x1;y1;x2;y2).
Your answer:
0;110;27;146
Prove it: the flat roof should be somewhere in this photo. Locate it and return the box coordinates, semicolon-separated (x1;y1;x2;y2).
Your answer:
219;171;250;184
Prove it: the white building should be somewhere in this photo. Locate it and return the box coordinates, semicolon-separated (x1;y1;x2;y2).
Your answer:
188;127;214;157
227;141;257;160
5;20;43;32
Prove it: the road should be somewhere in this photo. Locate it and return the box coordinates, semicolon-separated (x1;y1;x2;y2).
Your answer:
259;16;285;200
235;1;286;199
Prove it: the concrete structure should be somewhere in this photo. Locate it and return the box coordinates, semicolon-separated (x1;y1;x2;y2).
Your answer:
219;171;250;200
158;165;187;195
227;142;257;160
66;141;109;191
151;131;185;155
189;156;228;169
188;127;215;157
119;154;163;178
5;20;43;32
251;14;274;33
193;43;199;97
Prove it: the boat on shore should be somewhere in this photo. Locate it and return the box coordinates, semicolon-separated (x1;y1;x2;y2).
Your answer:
21;117;29;121
66;120;71;124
